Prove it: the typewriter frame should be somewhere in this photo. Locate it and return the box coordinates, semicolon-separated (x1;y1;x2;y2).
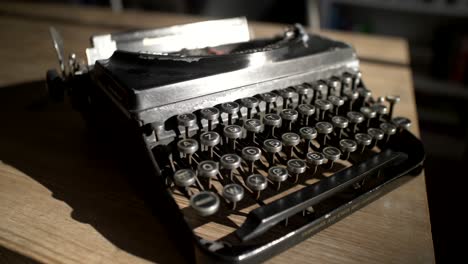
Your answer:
47;21;425;264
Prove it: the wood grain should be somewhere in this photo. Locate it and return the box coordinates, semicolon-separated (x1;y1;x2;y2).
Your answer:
0;2;432;264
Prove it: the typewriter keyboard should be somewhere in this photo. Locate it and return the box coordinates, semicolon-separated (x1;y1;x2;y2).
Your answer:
153;74;411;243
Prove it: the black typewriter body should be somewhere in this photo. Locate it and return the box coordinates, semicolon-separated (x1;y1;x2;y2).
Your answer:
47;19;425;263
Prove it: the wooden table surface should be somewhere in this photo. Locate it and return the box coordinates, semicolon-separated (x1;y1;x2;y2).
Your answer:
0;2;434;264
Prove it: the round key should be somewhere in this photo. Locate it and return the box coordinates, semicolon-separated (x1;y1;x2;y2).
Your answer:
224;125;242;139
190;191;220;216
380;122;397;143
342;72;353;91
279;87;295;109
328;77;341;96
261;92;278;113
355;133;372;153
287;159;307;183
222;183;244;210
328;95;344;115
200;131;221;158
296;83;311;105
331;116;349;138
347;111;364;133
315;99;332;120
392;116;411;130
339;139;357;160
281;132;300;146
315;121;333;146
357;88;372;108
177;139;199;155
173;169;196;188
299;127;317;154
244;119;263;133
313;81;326;102
306;152;327;175
280;109;299;131
240;97;259;119
198;160;219;178
322;146;341;169
201;107;220;131
268;166;289;190
367;127;384;148
221;102;240;125
263;113;281;137
360;106;377;127
344;89;359;111
386;95;400;119
220;154;242;180
242;146;262;173
177;113;197;138
297;104;315;125
246;174;268;199
263;139;283;153
372;104;388;121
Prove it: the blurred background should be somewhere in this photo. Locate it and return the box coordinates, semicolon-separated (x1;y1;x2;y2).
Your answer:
14;0;468;262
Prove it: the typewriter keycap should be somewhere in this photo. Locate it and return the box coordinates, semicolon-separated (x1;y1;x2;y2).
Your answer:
282;132;300;159
263;139;282;166
240;97;259;119
380;122;397;143
315;122;333;146
200;131;221;158
306;152;327;175
355;133;372;153
367;128;384;148
296;84;311;105
328;77;341;97
347;111;364;133
315;99;332;120
242;146;262;173
261;92;278;113
386;95;400;119
360;106;377;127
200;107;220;131
177;113;197;138
328;95;344;115
339;139;357;160
221;102;240;125
263;113;282;137
173;169;197;188
280;109;299;131
343;89;359;111
246;174;268;199
279;87;295;109
392;116;411;130
358;87;372;108
297;104;315;126
198;160;219;189
224;125;243;151
372;104;388;121
190;191;220;216
268;166;288;190
222;183;244;210
220;154;242;180
287;159;307;183
299;127;317;154
313;81;326;102
331;116;349;139
342;73;353;94
322;146;341;169
244;119;263;143
177;139;199;165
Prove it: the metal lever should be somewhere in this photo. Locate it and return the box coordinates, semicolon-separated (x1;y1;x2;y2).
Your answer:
236;149;407;242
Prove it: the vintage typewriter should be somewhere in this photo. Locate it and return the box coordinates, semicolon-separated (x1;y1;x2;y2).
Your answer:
46;18;425;263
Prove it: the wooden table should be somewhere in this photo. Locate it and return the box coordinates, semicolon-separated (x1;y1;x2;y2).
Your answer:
0;2;434;263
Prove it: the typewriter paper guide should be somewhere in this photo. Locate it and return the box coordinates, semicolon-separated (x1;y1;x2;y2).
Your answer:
92;35;358;124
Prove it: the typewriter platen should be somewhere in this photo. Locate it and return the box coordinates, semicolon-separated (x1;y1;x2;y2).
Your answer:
47;18;425;263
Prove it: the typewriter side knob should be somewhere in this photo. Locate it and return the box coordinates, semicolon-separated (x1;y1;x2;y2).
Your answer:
190;191;220;217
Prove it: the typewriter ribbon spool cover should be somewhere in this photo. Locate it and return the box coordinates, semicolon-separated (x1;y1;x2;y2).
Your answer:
46;18;425;263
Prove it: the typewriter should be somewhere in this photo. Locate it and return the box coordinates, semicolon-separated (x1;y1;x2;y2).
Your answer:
46;18;425;263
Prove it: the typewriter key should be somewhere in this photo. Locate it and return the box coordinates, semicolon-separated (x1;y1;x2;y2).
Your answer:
328;95;344;115
198;160;219;189
280;109;298;131
355;133;372;153
299;127;317;154
306;152;327;175
315;122;333;146
177;139;199;165
339;139;357;160
360;106;377;127
279;87;295;109
367;128;384;148
201;107;220;131
343;89;359;111
380;122;397;143
244;118;263;143
220;154;242;181
314;81;327;102
222;183;244;210
221;102;240;125
263;113;282;137
296;83;311;105
297;104;315;126
177;113;197;138
315;99;332;121
328;77;341;97
331;116;349;139
386;95;400;119
392;116;411;131
268;166;289;190
353;71;362;91
263;139;282;166
190;191;220;217
342;73;353;95
173;169;197;195
246;174;268;199
287;159;307;183
261;92;278;113
223;125;243;151
372;104;388;121
322;146;341;169
281;132;300;159
200;131;221;158
357;88;372;108
242;146;262;174
240;97;259;119
347;111;364;133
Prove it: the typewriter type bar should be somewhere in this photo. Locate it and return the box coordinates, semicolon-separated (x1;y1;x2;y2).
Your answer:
47;20;425;264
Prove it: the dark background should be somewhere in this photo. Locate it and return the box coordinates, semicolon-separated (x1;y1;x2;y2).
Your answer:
12;0;468;262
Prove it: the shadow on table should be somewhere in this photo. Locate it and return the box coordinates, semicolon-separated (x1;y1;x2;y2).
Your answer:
0;80;187;264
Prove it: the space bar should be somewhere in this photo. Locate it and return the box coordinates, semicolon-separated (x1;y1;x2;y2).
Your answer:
236;149;406;242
